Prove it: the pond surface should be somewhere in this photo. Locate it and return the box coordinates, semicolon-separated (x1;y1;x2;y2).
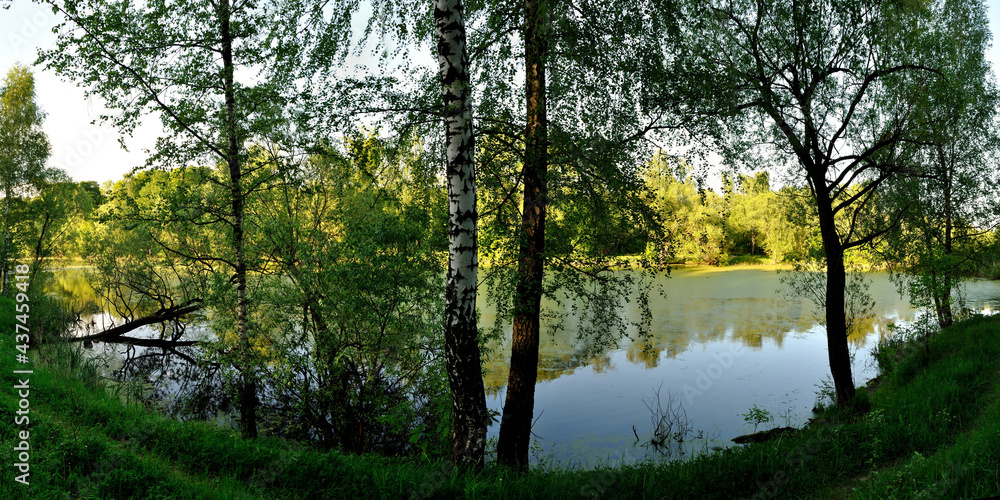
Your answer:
479;267;1000;468
46;266;1000;468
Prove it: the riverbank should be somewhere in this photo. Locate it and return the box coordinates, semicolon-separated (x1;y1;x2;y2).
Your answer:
2;297;998;498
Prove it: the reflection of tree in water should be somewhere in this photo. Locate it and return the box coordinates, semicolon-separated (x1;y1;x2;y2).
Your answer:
73;313;229;421
46;269;101;315
49;266;231;422
114;342;228;420
627;342;662;368
483;271;941;392
484;332;620;392
585;353;615;374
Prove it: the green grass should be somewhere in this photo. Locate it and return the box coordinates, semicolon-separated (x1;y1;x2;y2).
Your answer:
1;297;999;498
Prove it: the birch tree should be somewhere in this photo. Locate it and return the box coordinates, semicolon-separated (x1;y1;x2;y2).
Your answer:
434;0;490;467
0;64;50;295
302;0;670;469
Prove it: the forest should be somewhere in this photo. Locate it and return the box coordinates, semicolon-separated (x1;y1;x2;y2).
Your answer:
3;0;1000;498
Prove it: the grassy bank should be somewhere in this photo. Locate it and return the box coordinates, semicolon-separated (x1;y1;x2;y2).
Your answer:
2;297;999;499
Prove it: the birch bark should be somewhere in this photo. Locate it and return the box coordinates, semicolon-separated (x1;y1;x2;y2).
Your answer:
435;0;488;467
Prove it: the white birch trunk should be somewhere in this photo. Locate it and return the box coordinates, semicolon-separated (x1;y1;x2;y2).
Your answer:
435;0;488;467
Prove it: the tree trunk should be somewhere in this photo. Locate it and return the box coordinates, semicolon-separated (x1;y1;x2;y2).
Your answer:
220;0;257;439
814;179;855;407
938;280;953;328
824;249;855;407
434;0;489;468
1;188;11;296
29;210;53;285
497;0;548;471
939;147;954;328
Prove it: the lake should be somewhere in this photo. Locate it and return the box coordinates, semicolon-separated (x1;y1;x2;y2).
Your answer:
48;265;1000;468
479;267;1000;468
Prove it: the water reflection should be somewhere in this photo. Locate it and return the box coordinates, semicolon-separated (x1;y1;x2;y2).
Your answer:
43;268;224;419
44;266;1000;468
482;268;942;389
481;267;1000;467
46;267;101;314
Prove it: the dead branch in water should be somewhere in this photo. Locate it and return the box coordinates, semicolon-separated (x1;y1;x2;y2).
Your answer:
67;299;203;348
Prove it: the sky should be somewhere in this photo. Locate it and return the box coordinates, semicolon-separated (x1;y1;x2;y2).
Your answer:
2;2;1000;186
2;2;153;184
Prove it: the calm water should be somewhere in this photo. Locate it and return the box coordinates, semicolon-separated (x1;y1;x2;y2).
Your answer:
479;267;1000;467
47;266;1000;468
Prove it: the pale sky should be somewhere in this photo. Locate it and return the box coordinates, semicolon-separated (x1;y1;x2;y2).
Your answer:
2;2;1000;185
1;2;161;183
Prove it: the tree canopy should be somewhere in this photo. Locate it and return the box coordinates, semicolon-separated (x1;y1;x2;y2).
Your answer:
0;63;52;293
647;0;978;406
15;0;1000;476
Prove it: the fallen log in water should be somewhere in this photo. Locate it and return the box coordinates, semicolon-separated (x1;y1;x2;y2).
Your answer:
66;299;203;349
732;426;797;444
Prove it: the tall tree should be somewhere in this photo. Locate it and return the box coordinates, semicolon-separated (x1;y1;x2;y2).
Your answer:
39;0;302;438
488;0;675;470
450;0;673;469
434;0;490;467
495;0;549;470
303;0;669;469
881;0;999;328
21;171;90;281
650;0;941;406
0;64;50;295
